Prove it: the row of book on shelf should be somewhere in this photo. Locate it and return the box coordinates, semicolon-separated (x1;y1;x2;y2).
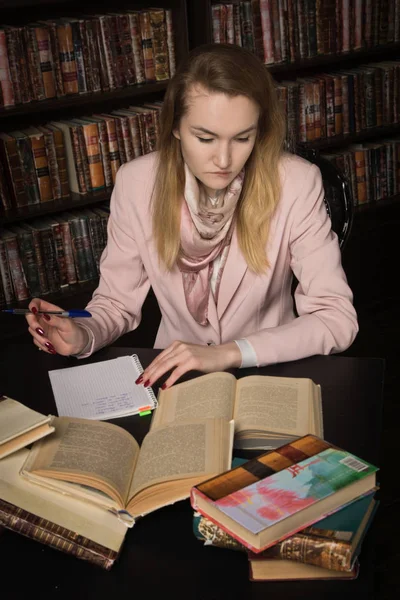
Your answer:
0;7;176;107
0;203;109;307
1;136;399;306
278;59;400;150
0;57;399;213
212;0;400;65
0;368;379;580
0;101;163;211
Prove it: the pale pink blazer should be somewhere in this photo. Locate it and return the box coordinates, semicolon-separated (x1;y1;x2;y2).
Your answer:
77;151;358;366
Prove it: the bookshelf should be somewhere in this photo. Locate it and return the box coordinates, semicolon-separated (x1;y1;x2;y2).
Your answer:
185;0;400;312
0;0;188;337
187;0;400;215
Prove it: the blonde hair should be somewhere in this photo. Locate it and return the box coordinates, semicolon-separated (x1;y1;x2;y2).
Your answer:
152;43;286;272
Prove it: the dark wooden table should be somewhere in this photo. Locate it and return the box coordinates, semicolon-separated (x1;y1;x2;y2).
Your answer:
0;344;385;600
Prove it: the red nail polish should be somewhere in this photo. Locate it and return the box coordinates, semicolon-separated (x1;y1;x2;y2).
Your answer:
31;307;38;315
36;327;45;336
45;342;56;353
135;375;143;384
144;380;150;387
43;314;51;321
161;383;167;390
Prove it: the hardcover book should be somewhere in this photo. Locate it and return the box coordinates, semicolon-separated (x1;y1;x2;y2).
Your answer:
152;371;323;451
191;435;378;553
194;491;378;572
0;449;126;569
248;556;359;581
20;413;233;527
0;396;55;460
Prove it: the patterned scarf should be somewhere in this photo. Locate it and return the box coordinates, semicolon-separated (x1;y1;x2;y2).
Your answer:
177;163;245;326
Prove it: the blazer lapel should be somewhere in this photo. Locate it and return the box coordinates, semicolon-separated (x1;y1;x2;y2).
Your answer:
217;229;249;319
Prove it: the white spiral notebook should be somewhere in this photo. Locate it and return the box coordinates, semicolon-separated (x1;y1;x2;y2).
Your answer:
48;354;157;420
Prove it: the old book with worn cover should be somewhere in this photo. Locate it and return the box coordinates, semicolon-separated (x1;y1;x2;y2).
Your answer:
152;371;323;450
194;492;378;572
191;435;378;553
248;556;359;581
20;414;233;527
0;449;127;569
0;397;55;460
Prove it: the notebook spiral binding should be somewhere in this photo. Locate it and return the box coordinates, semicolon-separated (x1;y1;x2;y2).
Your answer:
130;354;158;408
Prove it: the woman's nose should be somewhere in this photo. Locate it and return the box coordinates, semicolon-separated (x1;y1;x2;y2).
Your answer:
213;143;231;169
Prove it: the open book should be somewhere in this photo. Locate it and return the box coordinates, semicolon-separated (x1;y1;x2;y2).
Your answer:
152;371;323;450
0;397;55;459
20;414;233;526
0;449;127;569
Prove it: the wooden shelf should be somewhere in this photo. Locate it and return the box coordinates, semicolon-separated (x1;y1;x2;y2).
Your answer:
354;193;400;216
268;44;400;76
1;189;112;225
0;81;169;121
300;123;400;152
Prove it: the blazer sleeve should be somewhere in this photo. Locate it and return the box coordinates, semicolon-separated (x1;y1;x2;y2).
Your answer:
244;163;358;366
74;163;151;356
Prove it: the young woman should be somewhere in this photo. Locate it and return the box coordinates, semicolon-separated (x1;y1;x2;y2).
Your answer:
26;43;358;389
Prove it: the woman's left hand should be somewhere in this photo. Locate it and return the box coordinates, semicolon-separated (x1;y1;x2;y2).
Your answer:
137;341;242;389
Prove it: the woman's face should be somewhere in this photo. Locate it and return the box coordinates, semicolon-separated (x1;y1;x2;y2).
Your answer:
173;85;259;197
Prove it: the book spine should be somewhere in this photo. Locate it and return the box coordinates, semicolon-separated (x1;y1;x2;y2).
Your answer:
82;123;105;191
83;20;101;93
165;9;176;77
16;229;42;296
69;21;87;93
30;227;49;294
59;219;77;284
56;23;79;95
0;499;117;570
0;238;15;304
68;125;88;194
15;135;41;205
149;9;170;81
38;225;60;292
0;159;11;211
140;11;156;81
50;222;69;287
91;17;109;92
0;137;30;207
95;119;112;188
29;132;53;202
4;28;22;105
260;532;352;571
128;12;145;84
233;4;242;46
3;233;29;301
41;129;62;200
69;216;97;282
107;15;126;89
35;25;56;99
104;118;121;184
0;30;15;107
98;16;116;91
117;14;136;86
46;21;65;97
85;213;104;274
25;26;46;101
51;127;70;197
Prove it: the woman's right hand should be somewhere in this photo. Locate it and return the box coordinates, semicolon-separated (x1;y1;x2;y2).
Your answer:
26;298;90;356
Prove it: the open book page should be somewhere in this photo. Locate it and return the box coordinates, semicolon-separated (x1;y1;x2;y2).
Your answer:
127;418;234;512
233;376;317;436
0;449;127;552
21;417;140;510
150;372;237;430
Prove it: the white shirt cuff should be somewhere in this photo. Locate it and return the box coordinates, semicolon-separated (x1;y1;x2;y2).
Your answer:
233;338;259;368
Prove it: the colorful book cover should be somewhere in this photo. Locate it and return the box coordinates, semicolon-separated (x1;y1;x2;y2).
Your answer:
213;448;378;535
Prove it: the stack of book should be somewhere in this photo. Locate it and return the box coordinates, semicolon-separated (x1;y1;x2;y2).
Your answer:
190;436;379;581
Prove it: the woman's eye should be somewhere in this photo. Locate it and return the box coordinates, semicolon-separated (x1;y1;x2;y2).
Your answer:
197;137;213;143
236;137;250;143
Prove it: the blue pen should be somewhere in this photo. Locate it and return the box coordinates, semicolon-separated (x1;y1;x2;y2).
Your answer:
2;308;92;318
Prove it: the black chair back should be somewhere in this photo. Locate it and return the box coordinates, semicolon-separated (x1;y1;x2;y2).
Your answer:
296;147;354;251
